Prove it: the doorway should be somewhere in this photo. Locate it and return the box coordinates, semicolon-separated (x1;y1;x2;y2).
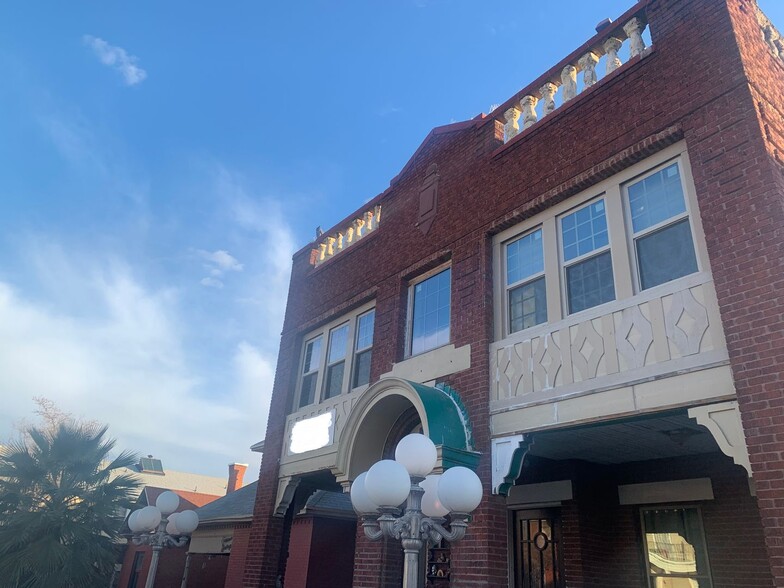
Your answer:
513;509;563;588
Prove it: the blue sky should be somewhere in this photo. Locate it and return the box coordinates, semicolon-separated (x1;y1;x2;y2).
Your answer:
2;1;782;478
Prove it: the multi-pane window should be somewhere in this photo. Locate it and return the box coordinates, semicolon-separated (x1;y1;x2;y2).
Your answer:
324;324;349;399
410;267;451;356
642;507;712;588
353;310;375;388
560;199;616;314
295;304;375;410
494;148;705;340
626;163;698;290
506;229;547;333
299;336;322;408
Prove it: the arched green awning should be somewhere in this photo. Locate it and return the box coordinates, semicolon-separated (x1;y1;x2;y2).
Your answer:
335;377;480;480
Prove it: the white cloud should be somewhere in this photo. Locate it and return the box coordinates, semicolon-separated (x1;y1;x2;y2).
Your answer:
83;35;147;86
200;277;224;289
198;249;244;272
212;167;296;339
0;244;276;477
196;250;243;288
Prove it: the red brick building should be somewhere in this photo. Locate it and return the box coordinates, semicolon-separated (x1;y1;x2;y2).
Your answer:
116;462;247;588
240;0;784;586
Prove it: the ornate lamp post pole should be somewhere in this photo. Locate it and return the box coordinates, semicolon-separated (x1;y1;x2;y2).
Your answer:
127;490;200;588
350;434;483;588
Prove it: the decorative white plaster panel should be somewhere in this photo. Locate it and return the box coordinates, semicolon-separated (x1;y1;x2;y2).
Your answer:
490;273;728;412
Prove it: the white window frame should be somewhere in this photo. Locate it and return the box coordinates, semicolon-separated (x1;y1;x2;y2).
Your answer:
503;227;547;334
405;263;452;358
293;300;376;410
323;322;350;400
491;142;710;342
558;196;616;316
622;158;700;294
352;308;376;388
297;335;324;409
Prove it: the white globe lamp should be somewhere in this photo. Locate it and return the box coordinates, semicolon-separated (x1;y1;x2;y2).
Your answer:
138;505;162;531
156;491;180;516
166;513;180;535
419;475;449;518
395;433;437;477
438;466;483;513
175;510;199;534
128;509;144;533
365;459;411;507
350;472;380;514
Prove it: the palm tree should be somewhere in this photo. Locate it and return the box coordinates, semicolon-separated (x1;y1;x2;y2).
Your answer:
0;422;140;588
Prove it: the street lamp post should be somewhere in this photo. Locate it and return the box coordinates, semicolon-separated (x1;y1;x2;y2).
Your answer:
350;433;483;588
127;490;200;588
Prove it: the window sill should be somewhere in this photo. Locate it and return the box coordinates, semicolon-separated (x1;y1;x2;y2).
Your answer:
384;344;472;384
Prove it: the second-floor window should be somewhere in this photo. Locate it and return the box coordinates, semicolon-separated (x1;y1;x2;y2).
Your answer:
324;324;349;400
625;162;698;290
408;266;451;356
353;310;375;387
506;229;547;333
295;303;375;409
560;199;616;314
493;143;705;341
299;336;322;408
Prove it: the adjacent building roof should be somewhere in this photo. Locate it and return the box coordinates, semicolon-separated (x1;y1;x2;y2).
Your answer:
195;481;259;525
113;465;228;497
143;486;220;509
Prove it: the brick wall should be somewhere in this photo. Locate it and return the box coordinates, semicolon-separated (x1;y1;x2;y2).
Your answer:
283;516;356;588
241;0;784;585
117;544;151;588
712;2;784;585
225;524;252;588
523;452;773;588
352;523;404;588
284;517;314;588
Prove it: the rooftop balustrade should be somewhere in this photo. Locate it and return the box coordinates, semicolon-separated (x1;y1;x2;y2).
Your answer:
310;204;382;267
489;7;651;144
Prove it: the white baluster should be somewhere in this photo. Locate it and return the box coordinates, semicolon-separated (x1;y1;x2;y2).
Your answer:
326;236;336;257
318;243;327;262
374;205;382;225
578;52;600;87
354;218;366;239
520;95;539;129
336;232;344;250
346;226;355;244
539;82;558;116
504;107;521;142
561;66;577;102
604;37;623;74
623;17;647;58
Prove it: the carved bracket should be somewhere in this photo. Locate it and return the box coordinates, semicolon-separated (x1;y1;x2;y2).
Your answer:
492;434;534;495
274;476;301;517
688;401;752;477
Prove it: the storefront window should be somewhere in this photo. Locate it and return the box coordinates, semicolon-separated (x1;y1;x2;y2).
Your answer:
642;507;712;588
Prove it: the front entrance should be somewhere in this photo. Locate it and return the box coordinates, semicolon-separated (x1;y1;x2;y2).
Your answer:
513;509;563;588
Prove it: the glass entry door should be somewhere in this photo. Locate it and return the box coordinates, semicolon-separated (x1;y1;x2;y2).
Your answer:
513;509;563;588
